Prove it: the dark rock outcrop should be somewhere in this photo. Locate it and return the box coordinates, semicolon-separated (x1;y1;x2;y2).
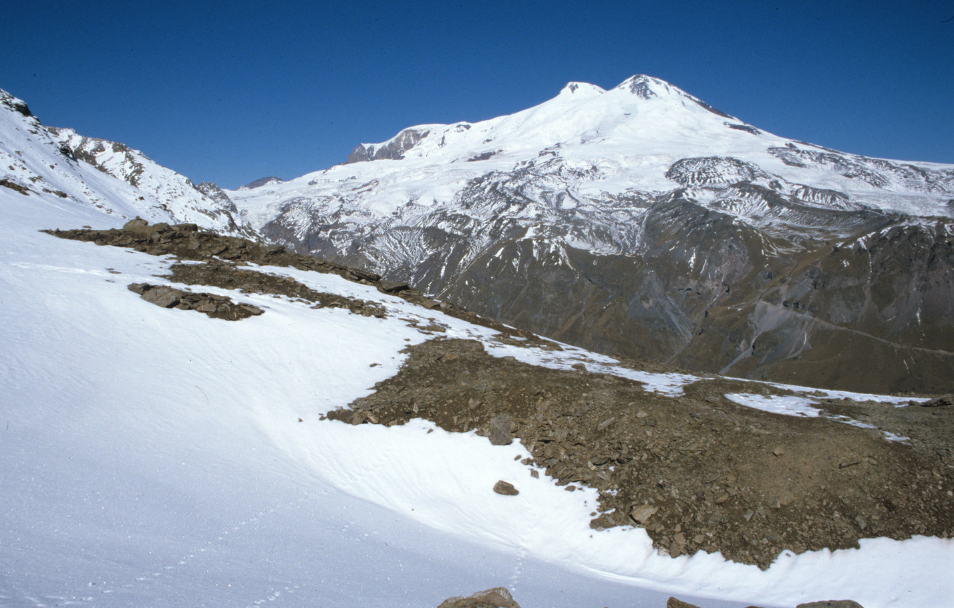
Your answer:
437;588;520;608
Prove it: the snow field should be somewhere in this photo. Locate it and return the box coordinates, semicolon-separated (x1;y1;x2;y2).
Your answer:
3;193;953;607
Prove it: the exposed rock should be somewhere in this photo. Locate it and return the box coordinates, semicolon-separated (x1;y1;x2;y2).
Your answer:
326;337;954;570
493;481;519;496
666;597;701;608
48;221;559;339
437;587;520;608
0;178;31;195
921;394;953;407
488;414;513;445
138;285;181;308
796;601;865;608
127;283;263;320
379;279;411;293
631;505;659;525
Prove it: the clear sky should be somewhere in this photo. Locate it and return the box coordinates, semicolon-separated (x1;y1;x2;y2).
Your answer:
2;0;952;189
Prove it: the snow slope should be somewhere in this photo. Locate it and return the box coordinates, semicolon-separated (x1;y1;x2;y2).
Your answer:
0;89;250;236
2;186;952;607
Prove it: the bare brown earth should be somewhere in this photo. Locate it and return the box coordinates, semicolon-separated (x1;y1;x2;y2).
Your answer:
47;220;954;572
327;337;954;569
43;219;537;336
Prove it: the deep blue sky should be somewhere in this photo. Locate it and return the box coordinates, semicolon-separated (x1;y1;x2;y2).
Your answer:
2;0;952;189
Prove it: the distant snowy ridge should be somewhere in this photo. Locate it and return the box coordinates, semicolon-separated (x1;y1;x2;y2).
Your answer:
228;75;954;394
0;88;253;236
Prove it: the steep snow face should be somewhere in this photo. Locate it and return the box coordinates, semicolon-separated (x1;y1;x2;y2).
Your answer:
0;89;252;235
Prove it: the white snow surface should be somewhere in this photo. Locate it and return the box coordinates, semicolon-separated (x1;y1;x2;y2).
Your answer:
3;187;953;608
724;394;823;418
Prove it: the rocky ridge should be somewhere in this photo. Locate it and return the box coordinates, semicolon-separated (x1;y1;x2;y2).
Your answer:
327;337;953;570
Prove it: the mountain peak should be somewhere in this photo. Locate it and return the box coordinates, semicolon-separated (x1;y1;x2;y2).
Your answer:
558;82;605;97
239;176;284;190
615;75;670;100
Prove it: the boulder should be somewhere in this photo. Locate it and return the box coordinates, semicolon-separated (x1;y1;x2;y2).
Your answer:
140;286;181;308
437;587;520;608
487;414;513;445
493;480;519;496
921;394;953;407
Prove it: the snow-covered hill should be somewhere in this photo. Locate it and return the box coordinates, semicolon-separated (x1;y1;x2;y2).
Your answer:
0;89;252;236
3;165;954;608
227;76;954;394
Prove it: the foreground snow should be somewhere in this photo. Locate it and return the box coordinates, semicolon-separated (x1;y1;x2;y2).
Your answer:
1;192;952;608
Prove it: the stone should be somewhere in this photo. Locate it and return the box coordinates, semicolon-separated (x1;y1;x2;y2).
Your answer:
437;587;521;608
122;218;149;231
493;480;519;496
921;394;953;407
379;279;411;293
597;417;616;431
488;414;513;446
630;504;659;524
196;300;217;313
140;286;181;308
667;598;701;608
239;304;264;316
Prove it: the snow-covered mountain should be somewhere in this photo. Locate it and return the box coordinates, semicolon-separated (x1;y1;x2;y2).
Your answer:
2;84;953;607
229;76;954;394
0;89;253;236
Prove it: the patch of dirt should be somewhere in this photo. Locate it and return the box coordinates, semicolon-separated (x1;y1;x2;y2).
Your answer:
1;178;31;195
164;261;386;317
327;338;954;570
128;283;264;320
44;219;567;342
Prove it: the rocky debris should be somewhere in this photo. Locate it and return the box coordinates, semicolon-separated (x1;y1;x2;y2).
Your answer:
0;178;31;195
493;480;519;496
379;279;411;293
666;599;700;608
631;504;659;525
920;394;953;407
436;587;520;608
45;220;563;344
796;602;865;608
164;261;385;317
327;338;954;570
128;283;263;320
